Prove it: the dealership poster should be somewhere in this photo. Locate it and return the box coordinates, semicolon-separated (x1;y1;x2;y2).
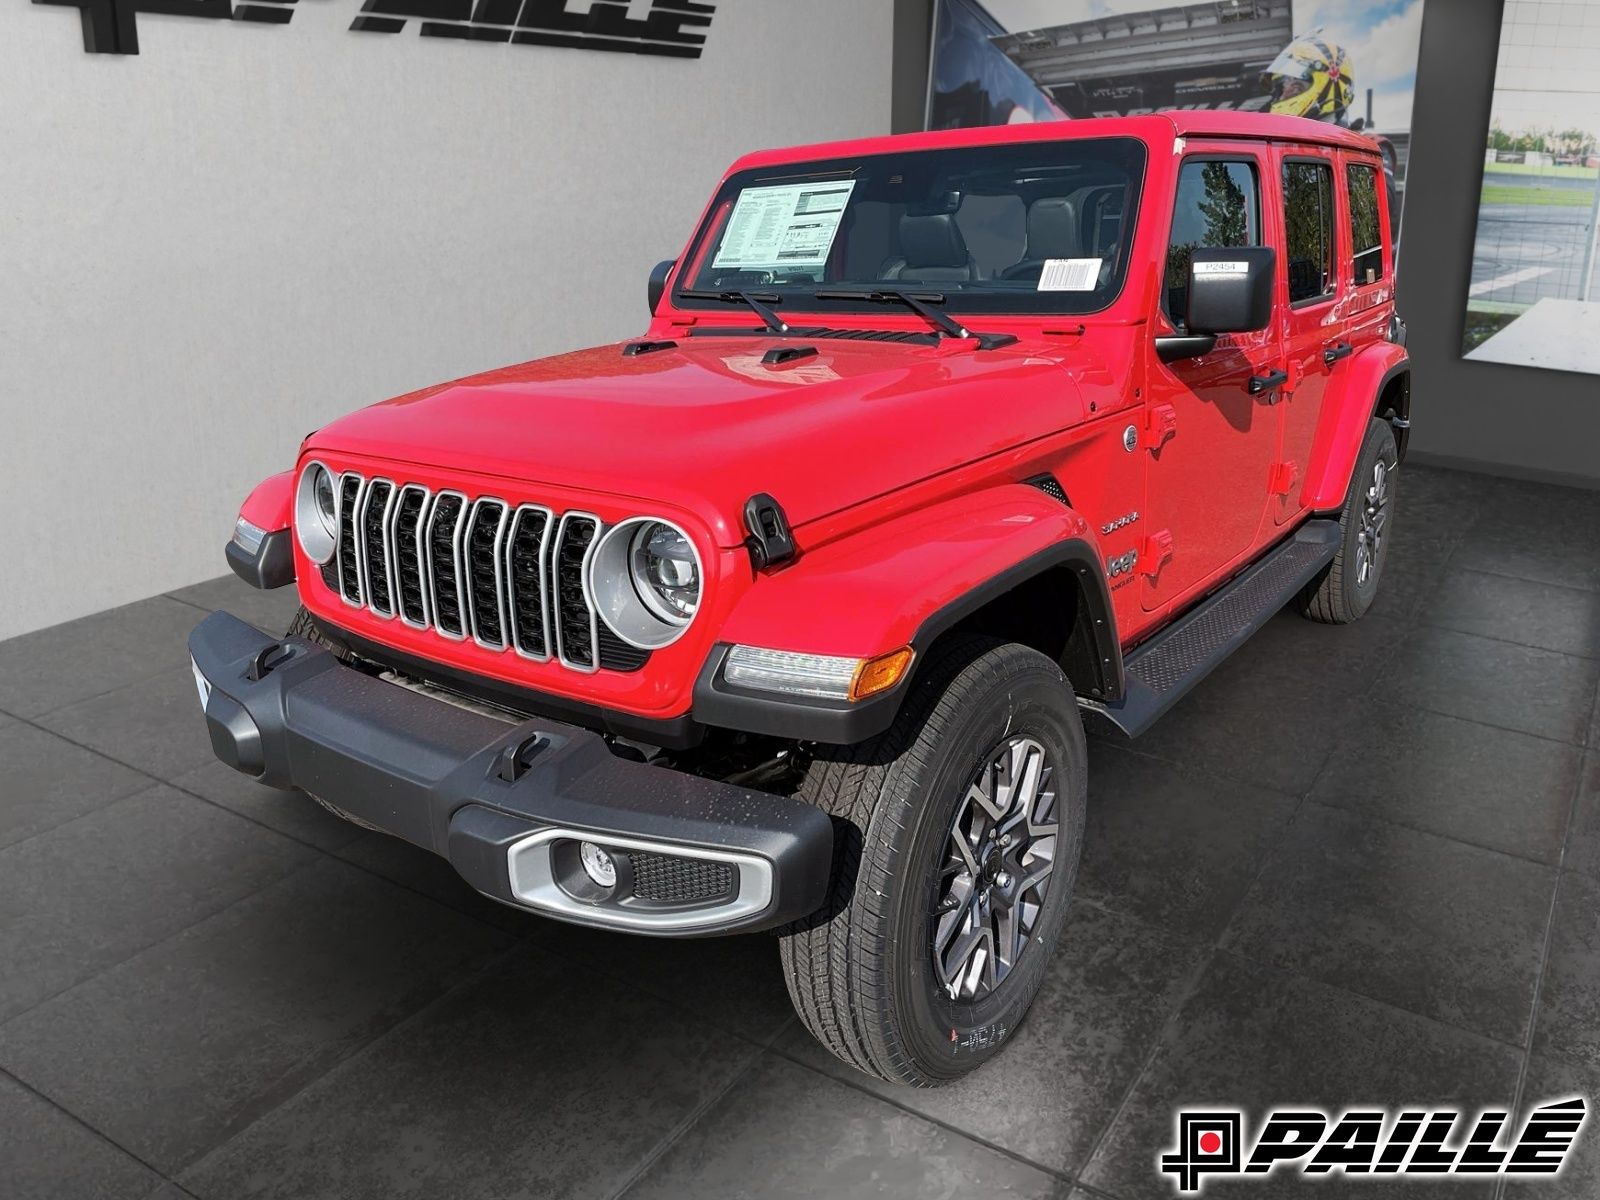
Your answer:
1462;1;1600;376
927;0;1424;239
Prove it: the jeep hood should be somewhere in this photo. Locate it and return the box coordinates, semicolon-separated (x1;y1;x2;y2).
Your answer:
304;336;1090;547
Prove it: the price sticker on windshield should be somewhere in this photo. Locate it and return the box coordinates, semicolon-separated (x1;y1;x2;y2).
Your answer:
1038;258;1103;291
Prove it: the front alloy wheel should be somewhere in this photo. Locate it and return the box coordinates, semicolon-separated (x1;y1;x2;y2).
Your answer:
935;736;1059;1002
779;637;1087;1087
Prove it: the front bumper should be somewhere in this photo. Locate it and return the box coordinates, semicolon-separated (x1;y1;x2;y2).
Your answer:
187;611;833;936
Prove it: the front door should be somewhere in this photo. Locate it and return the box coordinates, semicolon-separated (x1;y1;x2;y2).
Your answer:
1141;150;1283;613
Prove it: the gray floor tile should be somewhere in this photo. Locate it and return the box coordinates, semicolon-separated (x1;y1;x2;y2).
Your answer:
1503;1053;1600;1200
0;596;204;719
781;901;1207;1175
1077;742;1298;940
0;722;151;851
1425;569;1600;659
0;786;311;1022
179;949;762;1200
625;1054;1060;1200
169;759;363;854
1079;954;1520;1200
1366;524;1458;622
1100;668;1361;796
1379;626;1600;745
0;857;511;1174
1224;803;1553;1043
1533;871;1600;1073
330;826;537;935
1311;708;1582;865
1453;508;1600;595
0;1072;162;1200
1567;753;1600;881
167;575;300;637
531;921;797;1046
35;666;215;782
1203;610;1407;698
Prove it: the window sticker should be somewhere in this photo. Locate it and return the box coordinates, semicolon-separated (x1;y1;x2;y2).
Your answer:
1038;258;1103;291
1194;261;1251;277
712;180;858;273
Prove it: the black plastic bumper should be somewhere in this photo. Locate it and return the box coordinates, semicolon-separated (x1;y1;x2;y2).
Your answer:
187;611;833;936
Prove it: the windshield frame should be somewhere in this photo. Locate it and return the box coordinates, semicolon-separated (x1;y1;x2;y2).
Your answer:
669;135;1149;319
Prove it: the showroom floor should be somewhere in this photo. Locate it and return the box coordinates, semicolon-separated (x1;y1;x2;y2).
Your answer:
2;464;1599;1200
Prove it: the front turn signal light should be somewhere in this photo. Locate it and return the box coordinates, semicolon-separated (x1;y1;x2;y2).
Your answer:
849;647;915;702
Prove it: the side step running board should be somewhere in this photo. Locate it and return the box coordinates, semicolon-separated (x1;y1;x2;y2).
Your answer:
1085;520;1341;737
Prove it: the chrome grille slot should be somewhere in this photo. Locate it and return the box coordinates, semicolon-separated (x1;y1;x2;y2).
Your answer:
427;492;468;639
553;513;601;672
507;505;553;660
392;485;431;627
314;472;650;675
465;498;510;650
359;479;397;618
336;473;365;606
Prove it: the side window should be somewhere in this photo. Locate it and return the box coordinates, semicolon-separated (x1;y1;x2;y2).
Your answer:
1283;160;1336;304
1347;163;1384;286
1164;159;1260;325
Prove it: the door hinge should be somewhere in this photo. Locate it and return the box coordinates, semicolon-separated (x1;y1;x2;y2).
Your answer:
1139;529;1174;577
1142;403;1177;451
1269;461;1299;496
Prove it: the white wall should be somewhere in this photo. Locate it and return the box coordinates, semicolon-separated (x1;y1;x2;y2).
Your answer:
0;1;894;640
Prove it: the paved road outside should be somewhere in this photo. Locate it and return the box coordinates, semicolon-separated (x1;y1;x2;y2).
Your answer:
1469;169;1600;307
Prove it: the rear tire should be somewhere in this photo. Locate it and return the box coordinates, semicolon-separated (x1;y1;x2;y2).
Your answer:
1300;417;1398;624
779;637;1086;1087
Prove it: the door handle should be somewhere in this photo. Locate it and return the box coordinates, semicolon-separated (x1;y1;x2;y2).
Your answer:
1323;342;1354;366
1248;368;1289;397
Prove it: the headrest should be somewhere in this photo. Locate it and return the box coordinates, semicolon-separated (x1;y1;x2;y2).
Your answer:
897;212;970;268
1026;197;1080;260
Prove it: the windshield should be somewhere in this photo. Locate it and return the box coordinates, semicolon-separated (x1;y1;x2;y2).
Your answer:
673;137;1147;317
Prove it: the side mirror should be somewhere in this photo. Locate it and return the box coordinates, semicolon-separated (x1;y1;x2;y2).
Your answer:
648;259;676;315
1186;246;1275;335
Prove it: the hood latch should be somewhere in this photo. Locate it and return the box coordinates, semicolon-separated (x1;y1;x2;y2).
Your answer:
744;493;796;570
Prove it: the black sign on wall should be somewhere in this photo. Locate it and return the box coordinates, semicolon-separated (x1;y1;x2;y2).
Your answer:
36;0;715;57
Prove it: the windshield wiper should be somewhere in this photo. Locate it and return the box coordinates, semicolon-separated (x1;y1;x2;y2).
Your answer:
677;289;789;335
813;288;973;340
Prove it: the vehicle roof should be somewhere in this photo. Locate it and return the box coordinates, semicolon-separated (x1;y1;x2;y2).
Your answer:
727;112;1380;174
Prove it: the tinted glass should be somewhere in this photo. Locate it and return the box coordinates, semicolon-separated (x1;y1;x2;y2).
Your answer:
1163;159;1260;324
674;138;1148;316
1284;160;1337;303
1347;163;1384;285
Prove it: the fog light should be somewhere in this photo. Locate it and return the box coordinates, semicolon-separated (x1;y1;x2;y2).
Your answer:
579;841;617;888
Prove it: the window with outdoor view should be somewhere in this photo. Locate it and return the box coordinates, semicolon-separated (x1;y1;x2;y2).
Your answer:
1284;160;1337;303
1348;164;1384;285
1163;159;1260;326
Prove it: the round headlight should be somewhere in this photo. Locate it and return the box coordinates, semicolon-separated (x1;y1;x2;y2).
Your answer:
632;522;699;622
295;462;338;565
587;518;702;650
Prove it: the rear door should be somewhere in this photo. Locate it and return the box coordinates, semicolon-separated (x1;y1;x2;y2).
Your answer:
1272;147;1345;525
1141;147;1282;613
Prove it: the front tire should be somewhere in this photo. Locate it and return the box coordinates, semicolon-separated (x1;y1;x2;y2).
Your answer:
1300;417;1398;624
779;637;1087;1087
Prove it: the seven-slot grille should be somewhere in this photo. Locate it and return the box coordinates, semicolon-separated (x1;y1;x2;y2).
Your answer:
329;472;649;673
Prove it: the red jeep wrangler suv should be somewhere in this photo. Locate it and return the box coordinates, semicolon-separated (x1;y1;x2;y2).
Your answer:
191;113;1409;1087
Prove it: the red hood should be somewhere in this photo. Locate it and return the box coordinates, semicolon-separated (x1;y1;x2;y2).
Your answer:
304;336;1090;548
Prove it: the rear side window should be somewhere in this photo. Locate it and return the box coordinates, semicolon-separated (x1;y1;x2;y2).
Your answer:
1347;164;1384;285
1163;159;1260;324
1283;160;1336;304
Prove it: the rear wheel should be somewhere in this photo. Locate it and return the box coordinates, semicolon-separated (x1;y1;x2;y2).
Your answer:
1300;417;1398;624
779;637;1086;1086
